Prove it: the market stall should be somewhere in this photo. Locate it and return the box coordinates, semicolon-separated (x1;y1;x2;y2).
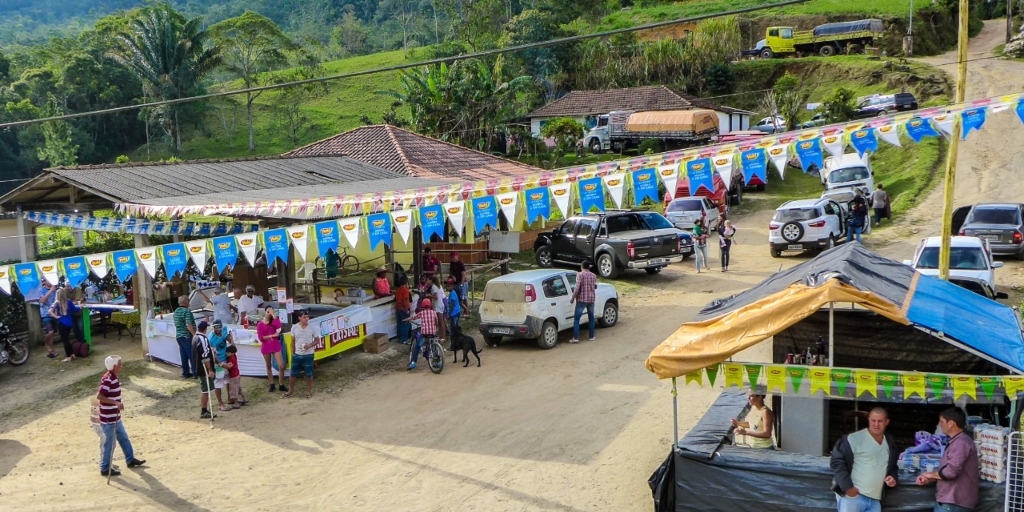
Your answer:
646;244;1024;512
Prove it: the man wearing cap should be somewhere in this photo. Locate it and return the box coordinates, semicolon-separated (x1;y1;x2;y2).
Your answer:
236;285;264;324
283;310;317;399
208;319;234;411
96;355;146;476
193;321;218;419
372;267;391;299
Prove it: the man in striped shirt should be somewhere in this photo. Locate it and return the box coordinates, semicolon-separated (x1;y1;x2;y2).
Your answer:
404;298;438;371
97;355;146;477
570;261;598;343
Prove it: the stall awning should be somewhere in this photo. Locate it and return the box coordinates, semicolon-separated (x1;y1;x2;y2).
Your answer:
645;244;1024;378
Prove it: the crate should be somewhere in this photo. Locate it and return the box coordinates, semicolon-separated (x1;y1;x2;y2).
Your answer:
362;332;389;354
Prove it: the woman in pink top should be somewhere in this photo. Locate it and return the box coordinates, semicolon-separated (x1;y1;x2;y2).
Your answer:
256;306;287;393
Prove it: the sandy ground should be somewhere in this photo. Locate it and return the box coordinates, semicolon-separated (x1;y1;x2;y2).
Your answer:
1;21;1023;512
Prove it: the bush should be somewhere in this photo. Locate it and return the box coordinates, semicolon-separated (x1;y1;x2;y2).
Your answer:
638;139;663;155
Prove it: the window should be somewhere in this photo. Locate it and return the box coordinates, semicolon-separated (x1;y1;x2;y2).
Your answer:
559;219;578;235
566;273;577;290
773;208;820;223
606;215;642;234
916;247;987;270
823;203;837;216
541;276;568;298
780;28;793;38
638;212;674;230
666;199;703;213
968;207;1020;225
576;219;598;239
768;29;779;37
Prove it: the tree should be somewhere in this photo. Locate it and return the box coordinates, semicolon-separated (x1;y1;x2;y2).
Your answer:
683;16;741;95
540;117;584;168
378;0;421;54
332;10;369;56
109;3;220;153
822;87;857;123
36;95;78;167
770;72;807;131
210;12;293;152
271;74;315;148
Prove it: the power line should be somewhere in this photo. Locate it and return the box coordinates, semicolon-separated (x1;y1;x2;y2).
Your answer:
0;0;810;130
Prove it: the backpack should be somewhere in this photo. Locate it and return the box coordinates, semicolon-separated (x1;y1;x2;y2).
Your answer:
72;341;90;358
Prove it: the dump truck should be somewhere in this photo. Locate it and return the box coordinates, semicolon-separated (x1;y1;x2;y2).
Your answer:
584;109;719;154
744;19;884;59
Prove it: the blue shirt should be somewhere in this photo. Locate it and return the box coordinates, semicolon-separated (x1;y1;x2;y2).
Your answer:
208;330;230;363
39;289;56;319
448;290;461;318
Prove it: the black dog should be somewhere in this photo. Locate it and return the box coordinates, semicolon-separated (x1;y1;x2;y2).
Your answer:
450;325;481;367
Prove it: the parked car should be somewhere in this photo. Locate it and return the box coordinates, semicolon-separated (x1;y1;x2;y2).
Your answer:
478;269;619;349
664;197;721;232
534;210;685;278
903;236;1003;289
753;116;786;133
800;112;827;129
853;92;918;119
768;198;846;257
821;153;874;197
957;203;1024;259
949;276;1008;301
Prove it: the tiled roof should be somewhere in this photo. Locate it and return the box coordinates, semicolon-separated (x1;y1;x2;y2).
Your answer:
677;94;757;116
284;125;541;181
526;85;693;118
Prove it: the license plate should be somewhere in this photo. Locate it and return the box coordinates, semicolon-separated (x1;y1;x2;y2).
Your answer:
980;235;1000;242
787;244;803;250
490;327;513;335
649;258;666;264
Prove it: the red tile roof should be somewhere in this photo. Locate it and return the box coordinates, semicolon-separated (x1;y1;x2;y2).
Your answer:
526;85;693;118
284;125;541;181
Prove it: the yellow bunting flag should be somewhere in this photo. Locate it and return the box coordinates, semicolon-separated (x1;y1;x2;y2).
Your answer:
810;367;831;396
1004;376;1024;398
684;370;703;387
766;365;787;393
856;370;878;398
952;376;977;401
724;363;744;389
903;373;926;400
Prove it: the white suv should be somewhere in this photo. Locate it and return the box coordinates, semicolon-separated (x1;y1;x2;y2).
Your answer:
769;198;846;257
903;236;1002;290
478;269;619;349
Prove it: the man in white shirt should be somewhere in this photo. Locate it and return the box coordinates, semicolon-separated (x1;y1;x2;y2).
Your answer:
283;311;317;399
236;285;263;323
207;289;234;325
830;408;898;512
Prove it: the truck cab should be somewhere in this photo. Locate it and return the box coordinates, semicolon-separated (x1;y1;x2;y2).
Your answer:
822;153;874;197
585;115;612;153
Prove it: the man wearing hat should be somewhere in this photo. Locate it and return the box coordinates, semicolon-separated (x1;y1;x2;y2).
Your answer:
236;285;264;324
96;355;146;476
192;321;218;419
372;266;391;299
208;319;234;411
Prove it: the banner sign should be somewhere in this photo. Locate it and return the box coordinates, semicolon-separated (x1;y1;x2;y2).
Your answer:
0;267;10;296
578;177;605;213
14;263;40;292
212;236;238;273
63;256;90;288
161;243;189;278
22;212;259;236
419;204;446;242
850;128;878;157
632;168;659;206
445;200;466;237
339;217;361;249
524;187;551;222
263;228;290;266
236;232;259;266
314;220;340;258
740;148;767;186
685;158;715;195
658;164;680;200
112;250;138;282
961;107;988;139
366;212;393;250
603;173;626;209
286;225;310;262
36;260;59;286
549;182;572;218
390;209;414;244
496;192;519;225
297;305;375;361
87;253;109;280
185;240;208;273
471;196;499;234
712;156;734;191
905;118;940;143
794;138;824;173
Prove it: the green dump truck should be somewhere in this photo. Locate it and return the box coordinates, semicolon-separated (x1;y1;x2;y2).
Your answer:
744;19;884;59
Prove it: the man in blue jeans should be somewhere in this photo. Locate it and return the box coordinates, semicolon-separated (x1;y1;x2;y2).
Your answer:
172;295;197;378
831;408;898;512
846;191;869;244
570;261;598;344
96;355;146;477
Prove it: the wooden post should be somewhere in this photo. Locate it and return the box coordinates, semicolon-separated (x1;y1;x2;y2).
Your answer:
134;234;154;355
412;226;422;288
938;0;970;281
1009;0;1015;45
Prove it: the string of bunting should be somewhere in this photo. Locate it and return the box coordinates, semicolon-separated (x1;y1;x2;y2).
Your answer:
685;362;1024;404
23;211;259;236
114;91;1024;219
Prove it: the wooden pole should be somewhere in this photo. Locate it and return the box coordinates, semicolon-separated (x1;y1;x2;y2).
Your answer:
1010;0;1015;45
938;0;970;281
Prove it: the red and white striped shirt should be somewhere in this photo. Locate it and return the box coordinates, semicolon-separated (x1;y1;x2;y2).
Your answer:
97;372;121;424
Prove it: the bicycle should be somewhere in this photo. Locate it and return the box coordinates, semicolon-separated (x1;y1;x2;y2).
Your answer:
316;247;360;274
408;319;445;374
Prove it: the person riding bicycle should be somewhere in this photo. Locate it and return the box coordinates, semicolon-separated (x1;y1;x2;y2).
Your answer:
403;298;438;371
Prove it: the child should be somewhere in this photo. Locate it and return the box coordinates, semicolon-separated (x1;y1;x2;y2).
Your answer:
403;298;438;371
225;345;247;407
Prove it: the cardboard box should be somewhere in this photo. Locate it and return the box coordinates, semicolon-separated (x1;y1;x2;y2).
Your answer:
363;333;389;354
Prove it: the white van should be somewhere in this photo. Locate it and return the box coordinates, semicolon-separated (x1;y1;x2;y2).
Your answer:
821;153;874;197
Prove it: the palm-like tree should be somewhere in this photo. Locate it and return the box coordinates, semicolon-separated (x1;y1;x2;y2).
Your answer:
109;3;220;152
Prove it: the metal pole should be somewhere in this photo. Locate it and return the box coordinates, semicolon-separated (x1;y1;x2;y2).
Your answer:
828;301;835;366
938;0;970;281
671;377;680;445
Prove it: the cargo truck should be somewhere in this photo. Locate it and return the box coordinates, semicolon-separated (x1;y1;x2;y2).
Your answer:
744;19;884;59
584;109;719;154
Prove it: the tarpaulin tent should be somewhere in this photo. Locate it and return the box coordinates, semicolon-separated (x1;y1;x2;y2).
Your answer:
645;243;1024;379
812;19;884;37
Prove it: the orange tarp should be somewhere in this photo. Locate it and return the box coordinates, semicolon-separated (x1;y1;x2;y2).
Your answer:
625;109;719;133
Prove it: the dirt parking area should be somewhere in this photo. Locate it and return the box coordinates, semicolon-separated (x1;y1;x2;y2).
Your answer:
1;21;1023;512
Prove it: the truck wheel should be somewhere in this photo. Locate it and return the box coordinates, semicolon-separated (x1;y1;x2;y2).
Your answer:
760;48;774;59
876;110;889;118
535;246;553;268
589;139;603;154
771;248;782;258
484;335;502;348
819;45;836;57
537;321;558;349
596;253;619;279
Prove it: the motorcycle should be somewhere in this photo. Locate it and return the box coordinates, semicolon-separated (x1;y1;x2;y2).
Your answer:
0;321;29;366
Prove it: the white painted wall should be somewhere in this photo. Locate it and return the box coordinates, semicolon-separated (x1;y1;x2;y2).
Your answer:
529;116;589;138
0;219;27;262
715;112;752;134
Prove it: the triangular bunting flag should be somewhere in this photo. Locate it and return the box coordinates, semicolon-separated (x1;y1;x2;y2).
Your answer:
934;114;955;137
878;371;899;399
391;209;414;244
1005;376;1024;398
705;365;720;387
135;247;158;279
855;370;878;398
658;164;679;200
602;173;626;209
0;267;11;296
236;232;258;266
876;124;902;147
767;143;789;179
36;260;60;285
766;365;786;393
744;364;762;387
978;376;999;401
952;375;977;401
822;133;845;157
787;366;808;393
444;200;466;237
832;369;853;395
286;225;310;262
903;372;926;400
960;107;988;140
685;370;703;387
185;240;208;273
712;154;735;191
86;253;109;280
927;374;948;398
724;363;744;389
339;217;361;249
496;192;519;225
549;182;572;219
810;367;831;396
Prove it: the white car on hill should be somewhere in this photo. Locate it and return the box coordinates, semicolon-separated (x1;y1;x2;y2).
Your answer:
478;269;619;349
903;236;1002;290
768;198;846;257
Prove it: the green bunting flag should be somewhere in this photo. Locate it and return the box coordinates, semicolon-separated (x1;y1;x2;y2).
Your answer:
744;364;762;387
878;372;899;400
705;365;720;387
927;374;948;398
832;369;853;395
787;366;808;393
685;370;702;386
979;376;999;401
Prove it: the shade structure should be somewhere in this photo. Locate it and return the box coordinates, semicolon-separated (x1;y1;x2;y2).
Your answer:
645;243;1024;379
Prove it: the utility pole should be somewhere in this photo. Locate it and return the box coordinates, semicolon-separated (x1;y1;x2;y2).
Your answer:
938;0;970;280
1009;0;1015;45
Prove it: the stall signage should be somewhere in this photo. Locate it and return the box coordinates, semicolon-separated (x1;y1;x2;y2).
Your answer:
212;236;238;273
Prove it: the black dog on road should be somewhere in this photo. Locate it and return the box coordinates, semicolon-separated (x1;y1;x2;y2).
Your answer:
450;325;481;367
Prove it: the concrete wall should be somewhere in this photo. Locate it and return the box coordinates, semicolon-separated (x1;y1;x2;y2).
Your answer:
0;219;26;262
716;112;752;134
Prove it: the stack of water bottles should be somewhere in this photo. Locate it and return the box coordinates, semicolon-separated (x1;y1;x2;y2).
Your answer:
974;421;1011;484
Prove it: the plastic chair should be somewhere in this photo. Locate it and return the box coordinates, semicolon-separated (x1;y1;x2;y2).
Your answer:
295;262;317;284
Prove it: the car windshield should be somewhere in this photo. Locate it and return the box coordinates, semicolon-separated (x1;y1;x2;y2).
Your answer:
828;167;869;184
773;208;819;222
638;212;674;230
968;207;1020;225
665;199;703;213
823;191;855;203
916;247;988;270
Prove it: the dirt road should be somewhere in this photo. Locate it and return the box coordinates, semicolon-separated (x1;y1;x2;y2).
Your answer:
1;21;1022;512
